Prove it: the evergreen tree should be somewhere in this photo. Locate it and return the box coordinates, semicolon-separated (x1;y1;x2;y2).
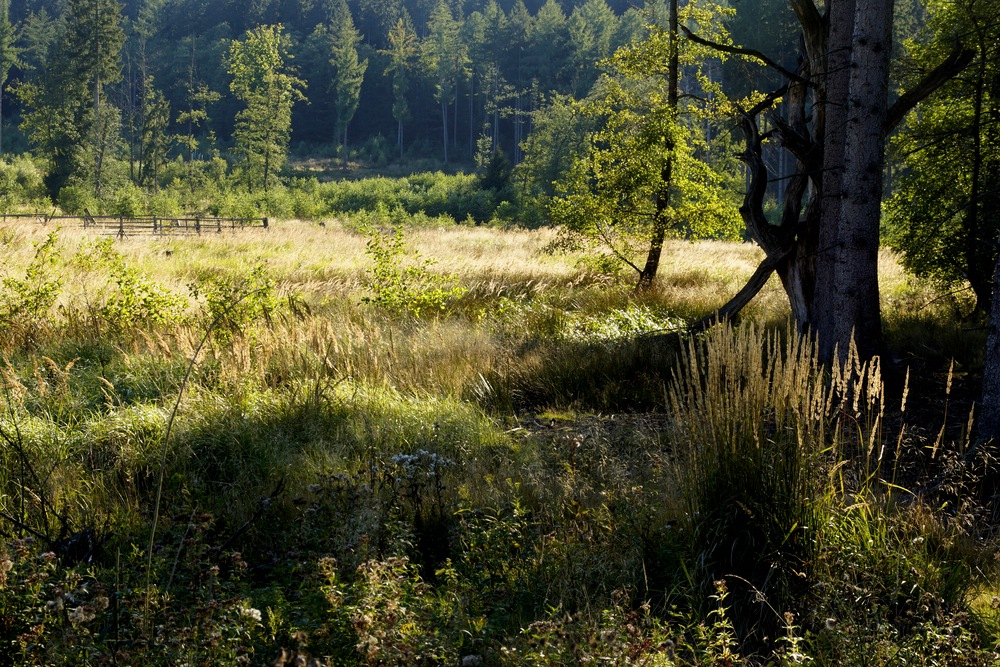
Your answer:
525;0;567;93
465;0;513;157
566;0;616;98
422;0;467;163
329;1;367;165
138;76;171;190
0;0;20;156
380;15;418;158
18;0;126;199
228;24;306;192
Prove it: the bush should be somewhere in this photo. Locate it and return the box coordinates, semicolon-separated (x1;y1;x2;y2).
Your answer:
72;239;188;335
57;185;97;215
361;224;466;317
0;156;48;211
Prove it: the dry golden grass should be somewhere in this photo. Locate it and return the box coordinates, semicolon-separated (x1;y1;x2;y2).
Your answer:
0;217;950;328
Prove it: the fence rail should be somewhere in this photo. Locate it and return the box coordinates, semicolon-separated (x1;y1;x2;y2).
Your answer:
0;211;269;237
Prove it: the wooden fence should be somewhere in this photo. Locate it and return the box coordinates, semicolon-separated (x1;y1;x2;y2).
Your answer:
0;210;269;237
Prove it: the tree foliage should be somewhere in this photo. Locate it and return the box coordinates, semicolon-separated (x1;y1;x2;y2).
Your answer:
884;0;1000;315
328;2;368;163
18;0;126;198
381;16;418;158
546;2;742;286
228;23;305;192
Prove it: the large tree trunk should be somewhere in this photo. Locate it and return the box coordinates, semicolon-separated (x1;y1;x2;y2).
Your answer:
979;241;1000;439
813;0;893;361
686;0;969;348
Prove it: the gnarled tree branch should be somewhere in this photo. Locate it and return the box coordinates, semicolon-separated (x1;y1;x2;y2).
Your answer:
680;26;810;86
885;45;976;134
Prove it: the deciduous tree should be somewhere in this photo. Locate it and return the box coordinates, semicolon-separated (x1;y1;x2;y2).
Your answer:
548;0;742;290
884;0;1000;316
692;0;972;360
228;24;305;192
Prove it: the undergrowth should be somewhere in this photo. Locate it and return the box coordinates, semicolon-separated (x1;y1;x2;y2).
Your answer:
0;224;994;665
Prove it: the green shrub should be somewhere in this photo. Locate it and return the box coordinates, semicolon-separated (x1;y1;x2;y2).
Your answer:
0;156;48;211
361;224;466;317
190;263;280;343
57;185;97;215
0;231;62;349
72;239;188;335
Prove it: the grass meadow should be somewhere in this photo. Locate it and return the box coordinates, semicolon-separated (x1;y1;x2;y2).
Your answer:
0;216;995;665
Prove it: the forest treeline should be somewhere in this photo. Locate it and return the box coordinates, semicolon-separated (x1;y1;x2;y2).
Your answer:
0;0;803;192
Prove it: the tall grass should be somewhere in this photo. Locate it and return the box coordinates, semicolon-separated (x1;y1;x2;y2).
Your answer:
0;219;995;664
665;326;827;635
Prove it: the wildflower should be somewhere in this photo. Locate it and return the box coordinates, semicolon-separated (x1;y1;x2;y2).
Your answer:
241;605;262;624
68;605;97;624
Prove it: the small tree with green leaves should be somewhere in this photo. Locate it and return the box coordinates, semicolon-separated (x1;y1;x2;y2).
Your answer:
548;6;742;289
228;24;305;192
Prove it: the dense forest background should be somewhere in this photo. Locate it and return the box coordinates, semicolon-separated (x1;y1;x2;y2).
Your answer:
0;0;802;165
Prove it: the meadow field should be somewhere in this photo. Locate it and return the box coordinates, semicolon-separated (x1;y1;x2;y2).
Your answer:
0;217;995;665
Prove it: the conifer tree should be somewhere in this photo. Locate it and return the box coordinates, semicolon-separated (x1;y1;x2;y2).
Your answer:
381;16;417;158
0;0;20;156
18;0;125;198
328;1;367;166
422;0;467;164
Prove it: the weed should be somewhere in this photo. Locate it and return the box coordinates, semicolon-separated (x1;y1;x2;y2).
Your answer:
72;238;188;336
189;262;280;344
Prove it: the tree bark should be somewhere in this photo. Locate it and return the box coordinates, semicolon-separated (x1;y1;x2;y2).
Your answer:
636;0;678;291
979;237;1000;440
685;0;969;355
814;0;893;362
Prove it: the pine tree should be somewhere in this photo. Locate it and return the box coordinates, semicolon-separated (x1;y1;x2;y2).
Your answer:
329;1;367;166
422;0;467;164
0;0;20;156
138;77;171;190
18;0;125;199
380;16;417;158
